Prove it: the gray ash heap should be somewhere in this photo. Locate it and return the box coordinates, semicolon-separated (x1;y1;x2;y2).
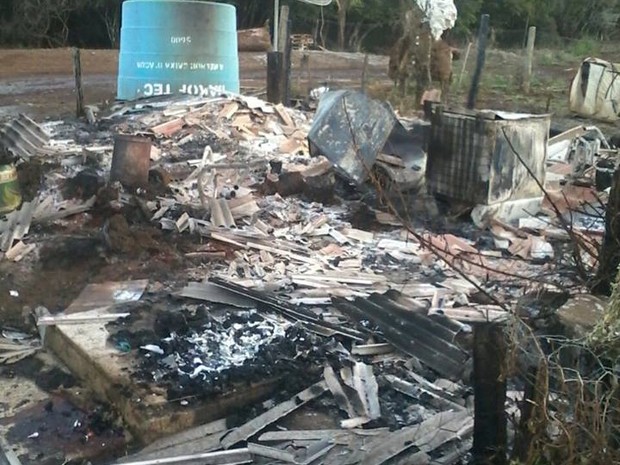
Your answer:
156;310;286;380
127;306;328;400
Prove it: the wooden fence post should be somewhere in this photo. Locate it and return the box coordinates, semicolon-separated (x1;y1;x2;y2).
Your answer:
467;14;490;110
284;18;292;105
267;6;291;105
72;48;85;118
457;42;473;88
521;26;536;93
361;53;369;92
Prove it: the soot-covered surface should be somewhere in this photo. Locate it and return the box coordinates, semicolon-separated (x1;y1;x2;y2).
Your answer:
108;305;329;400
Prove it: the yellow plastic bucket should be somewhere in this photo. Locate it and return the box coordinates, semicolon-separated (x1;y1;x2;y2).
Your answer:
0;164;22;214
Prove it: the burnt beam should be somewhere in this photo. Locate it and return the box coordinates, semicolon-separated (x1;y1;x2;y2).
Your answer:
267;52;285;104
473;323;507;465
467;14;490;110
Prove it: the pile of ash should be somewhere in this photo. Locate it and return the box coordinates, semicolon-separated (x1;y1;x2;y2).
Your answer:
117;306;330;400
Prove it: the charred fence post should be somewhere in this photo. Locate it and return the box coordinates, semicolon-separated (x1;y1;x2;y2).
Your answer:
593;168;620;294
473;323;507;465
467;14;490;110
267;5;291;105
267;52;285;104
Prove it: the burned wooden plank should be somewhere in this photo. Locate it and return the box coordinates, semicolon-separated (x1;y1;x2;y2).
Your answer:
151;117;185;137
258;428;389;442
324;365;356;418
114;448;252;465
117;431;229;464
141;418;228;454
274;103;295;127
352;362;381;420
37;312;131;326
4;241;36;262
220;381;328;449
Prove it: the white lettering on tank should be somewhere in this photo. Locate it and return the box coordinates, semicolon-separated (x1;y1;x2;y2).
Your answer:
142;83;172;97
142;83;226;98
170;36;192;44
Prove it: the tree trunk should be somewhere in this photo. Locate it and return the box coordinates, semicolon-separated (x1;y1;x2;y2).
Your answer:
348;22;361;51
337;0;348;51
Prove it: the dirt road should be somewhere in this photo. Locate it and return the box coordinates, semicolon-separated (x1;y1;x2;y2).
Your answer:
0;48;389;119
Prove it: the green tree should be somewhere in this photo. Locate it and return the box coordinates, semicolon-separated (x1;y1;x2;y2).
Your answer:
552;0;620;39
451;0;484;41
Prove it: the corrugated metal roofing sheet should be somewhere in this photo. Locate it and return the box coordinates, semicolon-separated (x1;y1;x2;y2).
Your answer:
332;291;470;380
0;114;50;159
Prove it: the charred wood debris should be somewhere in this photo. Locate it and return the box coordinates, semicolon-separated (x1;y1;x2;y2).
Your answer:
0;89;616;465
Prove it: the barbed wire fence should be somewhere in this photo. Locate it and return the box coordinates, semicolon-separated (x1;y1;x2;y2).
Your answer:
283;20;620;105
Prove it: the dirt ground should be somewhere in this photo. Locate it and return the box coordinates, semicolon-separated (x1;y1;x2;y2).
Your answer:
2;46;617;123
0;48;387;120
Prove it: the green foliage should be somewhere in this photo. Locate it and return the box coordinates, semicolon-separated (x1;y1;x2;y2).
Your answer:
451;0;484;40
553;0;620;39
0;0;619;50
569;37;602;58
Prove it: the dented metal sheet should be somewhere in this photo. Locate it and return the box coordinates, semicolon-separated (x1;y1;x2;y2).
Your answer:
308;90;397;185
426;106;550;205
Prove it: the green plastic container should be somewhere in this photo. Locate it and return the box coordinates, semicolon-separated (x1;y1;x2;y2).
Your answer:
0;164;22;214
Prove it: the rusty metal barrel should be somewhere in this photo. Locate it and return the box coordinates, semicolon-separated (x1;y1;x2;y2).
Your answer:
110;135;152;188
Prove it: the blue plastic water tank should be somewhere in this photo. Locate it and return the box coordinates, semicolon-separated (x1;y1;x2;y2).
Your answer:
117;0;239;101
